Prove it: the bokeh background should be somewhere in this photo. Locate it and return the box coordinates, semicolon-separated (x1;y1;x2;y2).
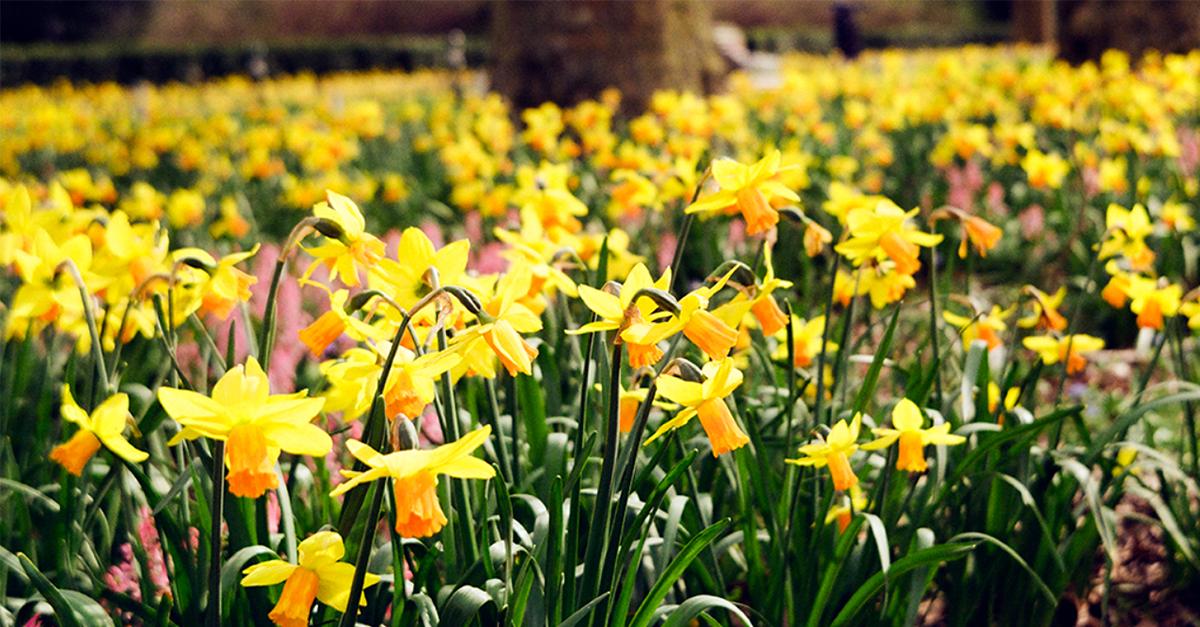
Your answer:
5;0;1200;107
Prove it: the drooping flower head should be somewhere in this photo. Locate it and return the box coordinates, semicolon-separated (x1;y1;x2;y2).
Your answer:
330;427;495;537
686;150;800;235
861;399;965;472
241;531;380;627
1022;334;1105;374
787;414;863;491
644;358;749;457
51;386;148;476
302;191;385;287
158;357;330;498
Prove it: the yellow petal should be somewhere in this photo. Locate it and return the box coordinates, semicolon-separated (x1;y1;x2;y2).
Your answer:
241;560;297;587
99;434;149;464
297;531;345;570
261;421;333;457
891;399;924;432
314;562;380;611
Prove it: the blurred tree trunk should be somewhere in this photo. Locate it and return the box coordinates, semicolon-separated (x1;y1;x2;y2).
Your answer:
489;0;722;112
1057;0;1200;63
1011;0;1056;44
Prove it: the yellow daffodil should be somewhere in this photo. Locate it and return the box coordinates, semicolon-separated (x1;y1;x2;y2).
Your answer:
1159;200;1195;233
1018;286;1068;332
1022;333;1105;374
452;269;543;377
835;199;942;276
8;229;94;338
1021;149;1070;190
686;150;800;235
1125;276;1182;330
644;358;749;457
1098;203;1155;271
383;346;460;420
571;263;673;368
320;348;380;423
330;426;495;537
943;305;1013;350
172;245;259;320
772;315;836;368
241;531;380;627
787;413;862;491
987;382;1020;422
302;191;384;287
744;244;793;335
157;357;329;498
826;485;868;532
50;385;148;475
861;399;965;472
369;227;470;310
297;282;389;358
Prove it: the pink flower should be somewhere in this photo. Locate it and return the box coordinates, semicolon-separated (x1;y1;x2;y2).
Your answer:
1019;204;1045;240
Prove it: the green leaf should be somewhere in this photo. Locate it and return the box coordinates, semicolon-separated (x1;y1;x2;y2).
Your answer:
851;304;901;416
18;552;87;627
220;545;279;621
629;519;731;627
0;478;59;512
440;585;495;625
660;595;754;627
559;592;610;627
947;532;1056;605
829;542;977;627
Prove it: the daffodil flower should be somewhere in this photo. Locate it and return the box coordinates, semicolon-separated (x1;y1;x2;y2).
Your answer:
1018;286;1068;332
835;199;942;276
772;315;836;368
172;245;259;320
644;358;749;457
368;226;469;309
787;414;863;491
8;229;95;337
157;357;330;498
297;282;389;358
241;531;380;627
330;426;495;537
320;348;380;423
686;150;800;235
570;263;673;368
861;399;965;472
1125;276;1181;330
1098;203;1155;271
943;305;1013;350
383;346;461;419
743;244;793;335
302;190;385;287
826;485;868;533
50;385;148;475
1021;149;1069;190
987;382;1020;419
1022;333;1105;374
452;269;543;377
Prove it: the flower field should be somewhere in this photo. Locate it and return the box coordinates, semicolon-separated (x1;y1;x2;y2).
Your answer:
1;45;1199;626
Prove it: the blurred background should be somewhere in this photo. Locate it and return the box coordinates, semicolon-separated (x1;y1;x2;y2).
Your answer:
4;0;1200;107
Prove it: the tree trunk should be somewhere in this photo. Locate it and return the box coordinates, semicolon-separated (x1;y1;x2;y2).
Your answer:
489;0;722;112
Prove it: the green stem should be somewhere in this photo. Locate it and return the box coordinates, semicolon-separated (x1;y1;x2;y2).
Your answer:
926;244;944;410
579;341;623;609
339;479;385;627
257;259;286;371
61;260;110;396
484;378;514;484
206;441;226;627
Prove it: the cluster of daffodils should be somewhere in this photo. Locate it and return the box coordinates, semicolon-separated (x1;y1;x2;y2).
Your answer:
4;44;1200;627
789;399;965;494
